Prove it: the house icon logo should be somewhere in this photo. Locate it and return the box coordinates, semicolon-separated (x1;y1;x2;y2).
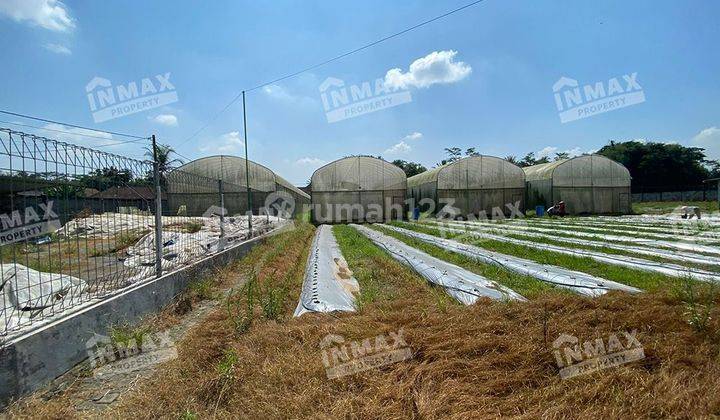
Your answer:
552;76;578;92
86;76;112;93
319;77;345;92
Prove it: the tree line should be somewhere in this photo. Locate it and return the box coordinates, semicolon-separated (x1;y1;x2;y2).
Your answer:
389;141;720;192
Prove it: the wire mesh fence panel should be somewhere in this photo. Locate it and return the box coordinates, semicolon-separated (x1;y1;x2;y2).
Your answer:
0;128;158;336
0;128;291;338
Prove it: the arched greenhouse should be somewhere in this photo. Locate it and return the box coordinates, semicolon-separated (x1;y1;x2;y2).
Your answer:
166;155;310;217
407;155;526;218
524;154;632;215
310;156;407;223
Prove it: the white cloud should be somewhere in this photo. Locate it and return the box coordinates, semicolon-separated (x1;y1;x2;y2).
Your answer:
152;114;178;126
200;131;244;153
535;146;557;159
43;42;70;55
402;132;423;141
295;157;326;166
263;84;293;101
384;50;472;90
384;141;412;155
692;126;720;160
42;123;115;146
262;84;316;107
0;0;75;32
535;146;585;159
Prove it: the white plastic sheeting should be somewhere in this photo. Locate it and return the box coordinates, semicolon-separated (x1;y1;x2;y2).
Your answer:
123;215;284;281
530;218;720;239
443;219;720;256
417;223;720;282
522;219;720;244
598;215;720;226
434;221;720;268
0;263;86;331
59;213;203;238
380;224;640;297
294;225;359;316
351;224;525;304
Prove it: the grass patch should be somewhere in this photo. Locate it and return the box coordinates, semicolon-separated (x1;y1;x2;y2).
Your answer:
397;221;683;292
372;224;558;299
333;224;456;311
633;200;719;215
500;232;720;273
89;229;149;257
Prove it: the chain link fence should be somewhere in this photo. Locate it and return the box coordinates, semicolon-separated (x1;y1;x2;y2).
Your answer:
0;128;286;339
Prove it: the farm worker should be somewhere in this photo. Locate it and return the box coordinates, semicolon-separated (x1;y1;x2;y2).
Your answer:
547;201;567;217
680;206;702;219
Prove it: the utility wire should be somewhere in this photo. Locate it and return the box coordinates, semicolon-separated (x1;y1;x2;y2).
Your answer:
177;0;486;146
0;110;149;140
0;119;147;146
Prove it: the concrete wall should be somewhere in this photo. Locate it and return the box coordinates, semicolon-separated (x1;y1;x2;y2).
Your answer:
0;225;290;407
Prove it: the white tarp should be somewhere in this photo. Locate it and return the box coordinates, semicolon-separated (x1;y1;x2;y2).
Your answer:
123;215;284;281
352;224;526;304
381;224;640;296
294;225;358;316
1;263;86;331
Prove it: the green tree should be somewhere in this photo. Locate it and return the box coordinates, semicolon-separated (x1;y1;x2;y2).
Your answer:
505;155;519;165
392;159;427;177
597;140;714;191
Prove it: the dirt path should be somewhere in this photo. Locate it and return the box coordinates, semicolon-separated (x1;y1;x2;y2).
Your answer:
30;272;249;415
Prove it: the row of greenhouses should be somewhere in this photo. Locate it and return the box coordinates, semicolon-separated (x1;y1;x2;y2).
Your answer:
169;154;632;222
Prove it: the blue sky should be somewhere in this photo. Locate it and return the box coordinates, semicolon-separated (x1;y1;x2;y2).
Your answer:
0;0;718;185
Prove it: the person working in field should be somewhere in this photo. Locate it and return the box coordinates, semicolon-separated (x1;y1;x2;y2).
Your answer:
547;201;567;217
680;205;702;219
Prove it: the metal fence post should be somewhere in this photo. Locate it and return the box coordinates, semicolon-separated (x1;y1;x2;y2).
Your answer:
219;179;225;241
152;135;163;278
242;90;252;237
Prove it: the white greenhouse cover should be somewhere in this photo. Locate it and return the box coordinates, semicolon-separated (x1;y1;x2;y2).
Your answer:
294;225;358;316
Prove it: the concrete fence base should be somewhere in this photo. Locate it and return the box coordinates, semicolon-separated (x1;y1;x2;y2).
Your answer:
632;190;718;202
0;224;291;407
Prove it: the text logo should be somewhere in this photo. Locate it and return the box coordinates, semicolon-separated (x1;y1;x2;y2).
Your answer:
320;328;412;379
553;330;644;379
319;77;412;123
86;73;179;123
553;73;645;123
0;201;60;246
